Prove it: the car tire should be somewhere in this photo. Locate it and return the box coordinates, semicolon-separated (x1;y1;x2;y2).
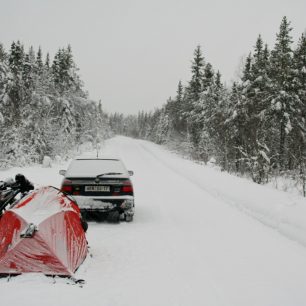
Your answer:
125;214;134;222
107;211;120;223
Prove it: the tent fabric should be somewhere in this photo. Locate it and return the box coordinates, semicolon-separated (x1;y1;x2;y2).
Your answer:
0;187;87;276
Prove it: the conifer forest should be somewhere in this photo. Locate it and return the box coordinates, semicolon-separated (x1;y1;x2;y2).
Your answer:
0;43;109;167
110;17;306;195
1;17;306;194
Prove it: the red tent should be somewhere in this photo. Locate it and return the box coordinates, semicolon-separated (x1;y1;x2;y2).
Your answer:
0;186;88;276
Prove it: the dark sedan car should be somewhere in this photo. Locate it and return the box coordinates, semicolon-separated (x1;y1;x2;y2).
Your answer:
59;158;134;222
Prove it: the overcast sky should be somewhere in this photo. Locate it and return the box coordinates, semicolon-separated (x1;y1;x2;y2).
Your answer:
0;0;305;114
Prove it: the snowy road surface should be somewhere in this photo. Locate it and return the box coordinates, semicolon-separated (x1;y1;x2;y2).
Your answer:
1;136;306;306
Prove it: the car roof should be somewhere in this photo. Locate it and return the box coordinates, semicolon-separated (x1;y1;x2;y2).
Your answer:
66;158;128;178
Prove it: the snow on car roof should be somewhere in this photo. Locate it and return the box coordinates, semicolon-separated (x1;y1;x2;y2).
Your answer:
66;158;128;178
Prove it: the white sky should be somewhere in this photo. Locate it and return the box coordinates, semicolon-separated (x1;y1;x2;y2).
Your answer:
0;0;305;114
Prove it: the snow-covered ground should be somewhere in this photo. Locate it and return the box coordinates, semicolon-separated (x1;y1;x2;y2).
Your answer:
1;136;306;306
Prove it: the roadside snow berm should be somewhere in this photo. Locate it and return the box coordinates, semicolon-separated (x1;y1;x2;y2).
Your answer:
0;186;88;276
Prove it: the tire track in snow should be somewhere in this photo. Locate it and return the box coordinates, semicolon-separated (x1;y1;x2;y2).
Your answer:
136;139;306;249
109;138;246;305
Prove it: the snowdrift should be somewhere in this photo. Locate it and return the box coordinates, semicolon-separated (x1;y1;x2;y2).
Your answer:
0;186;88;276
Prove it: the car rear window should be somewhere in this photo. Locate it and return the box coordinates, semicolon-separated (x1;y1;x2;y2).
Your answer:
66;159;127;177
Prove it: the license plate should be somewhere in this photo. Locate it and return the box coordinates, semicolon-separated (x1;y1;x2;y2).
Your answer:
85;185;110;192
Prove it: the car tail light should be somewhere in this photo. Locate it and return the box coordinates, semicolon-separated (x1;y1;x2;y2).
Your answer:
122;185;133;193
122;180;133;193
61;185;72;193
61;179;72;194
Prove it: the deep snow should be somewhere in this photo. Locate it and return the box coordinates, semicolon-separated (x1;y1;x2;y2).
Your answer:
1;136;306;306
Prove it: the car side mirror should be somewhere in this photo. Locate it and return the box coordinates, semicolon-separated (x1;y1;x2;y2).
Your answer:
59;170;66;176
128;170;134;176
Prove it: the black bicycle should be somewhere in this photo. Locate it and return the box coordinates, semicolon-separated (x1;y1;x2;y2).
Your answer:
0;174;34;216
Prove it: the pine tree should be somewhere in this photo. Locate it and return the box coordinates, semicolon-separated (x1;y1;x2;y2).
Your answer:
242;53;252;82
0;44;8;127
291;33;306;194
225;82;245;172
9;41;24;75
174;80;186;133
187;46;204;103
7;41;25;125
228;36;273;182
23;52;35;93
269;16;295;168
209;72;231;169
0;43;7;61
45;52;50;68
202;62;214;90
153;108;170;144
185;46;205;152
193;62;215;162
36;46;43;74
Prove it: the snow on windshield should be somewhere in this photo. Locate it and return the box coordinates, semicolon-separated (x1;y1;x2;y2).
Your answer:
66;159;127;177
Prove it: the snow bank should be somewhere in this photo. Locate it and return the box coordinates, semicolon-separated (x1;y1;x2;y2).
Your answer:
139;139;306;247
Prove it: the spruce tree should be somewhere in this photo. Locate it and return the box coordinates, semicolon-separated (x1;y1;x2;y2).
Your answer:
202;62;214;90
175;80;186;133
7;41;25;125
186;46;205;152
36;47;43;74
0;44;8;127
269;16;295;168
291;33;306;193
45;52;50;68
187;45;204;102
0;43;6;61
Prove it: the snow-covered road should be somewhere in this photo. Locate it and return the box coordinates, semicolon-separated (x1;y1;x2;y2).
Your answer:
1;136;306;306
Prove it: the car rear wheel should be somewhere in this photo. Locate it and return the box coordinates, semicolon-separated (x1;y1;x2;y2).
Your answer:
125;214;134;222
107;211;120;223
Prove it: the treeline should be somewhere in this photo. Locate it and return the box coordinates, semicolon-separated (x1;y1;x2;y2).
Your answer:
0;42;109;167
110;17;306;194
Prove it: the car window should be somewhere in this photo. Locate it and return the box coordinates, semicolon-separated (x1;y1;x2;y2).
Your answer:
66;159;127;177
